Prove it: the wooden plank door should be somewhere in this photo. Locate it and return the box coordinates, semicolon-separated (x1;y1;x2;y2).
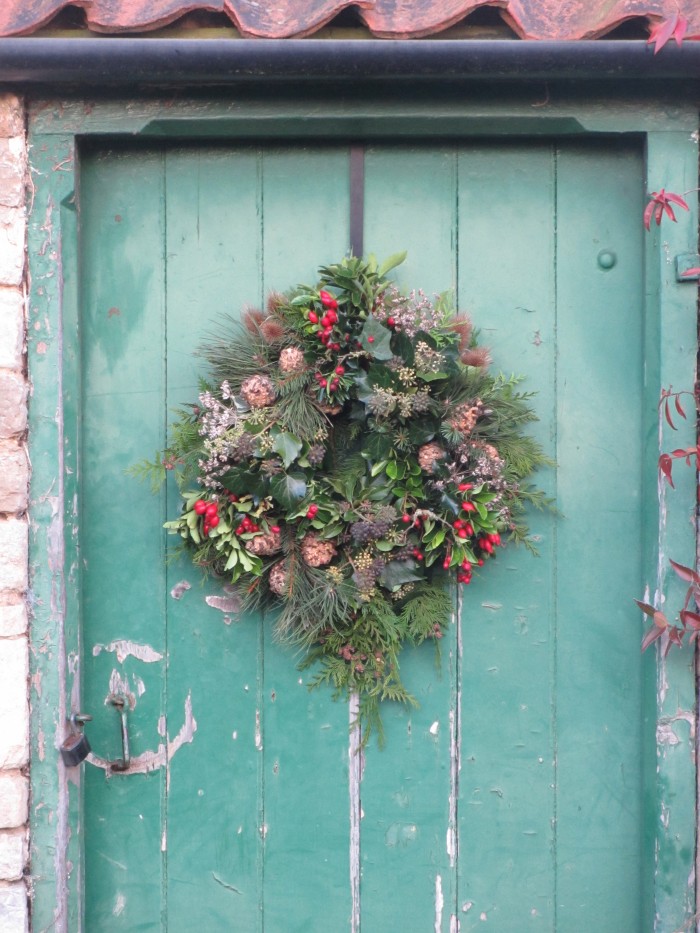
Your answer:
79;138;654;931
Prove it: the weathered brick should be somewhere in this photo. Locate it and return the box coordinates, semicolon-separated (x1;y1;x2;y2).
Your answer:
0;881;28;932
0;775;27;830
0;639;27;770
0;97;24;140
0;143;24;213
0;521;27;593
0;605;25;638
0;443;27;514
0;833;25;881
0;373;27;439
0;290;23;372
0;209;24;289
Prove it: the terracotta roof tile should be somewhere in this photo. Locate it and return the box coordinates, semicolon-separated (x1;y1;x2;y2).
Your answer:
0;0;698;40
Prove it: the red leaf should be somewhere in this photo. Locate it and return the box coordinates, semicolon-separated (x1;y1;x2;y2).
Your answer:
664;398;675;429
641;624;664;651
658;453;675;487
674;15;689;46
664;191;690;210
680;609;700;629
644;189;690;229
674;395;686;419
643;198;656;231
681;267;700;278
634;599;658;618
648;15;677;52
670;559;700;585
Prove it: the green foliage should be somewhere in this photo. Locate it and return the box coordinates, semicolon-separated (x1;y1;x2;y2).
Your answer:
139;254;553;745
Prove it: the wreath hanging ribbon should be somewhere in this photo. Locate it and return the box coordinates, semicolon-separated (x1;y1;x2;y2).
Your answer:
144;254;549;744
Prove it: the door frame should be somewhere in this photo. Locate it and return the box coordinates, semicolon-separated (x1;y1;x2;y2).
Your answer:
27;90;698;931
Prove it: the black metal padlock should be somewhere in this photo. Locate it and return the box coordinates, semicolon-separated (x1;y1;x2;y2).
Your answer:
60;731;91;767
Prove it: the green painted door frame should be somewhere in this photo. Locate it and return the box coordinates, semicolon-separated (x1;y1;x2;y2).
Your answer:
27;88;698;931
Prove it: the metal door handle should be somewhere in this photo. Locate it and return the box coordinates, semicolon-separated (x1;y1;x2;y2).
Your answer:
107;694;131;772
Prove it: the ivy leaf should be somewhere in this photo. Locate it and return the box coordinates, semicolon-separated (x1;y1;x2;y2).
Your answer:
359;317;393;360
270;473;307;510
273;431;303;469
379;559;423;592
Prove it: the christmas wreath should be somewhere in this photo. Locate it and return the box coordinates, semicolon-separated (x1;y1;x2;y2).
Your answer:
143;254;549;743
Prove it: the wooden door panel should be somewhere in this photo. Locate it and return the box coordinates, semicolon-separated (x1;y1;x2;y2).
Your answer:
80;138;649;931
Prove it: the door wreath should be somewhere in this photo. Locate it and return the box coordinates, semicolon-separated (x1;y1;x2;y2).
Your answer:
140;254;549;742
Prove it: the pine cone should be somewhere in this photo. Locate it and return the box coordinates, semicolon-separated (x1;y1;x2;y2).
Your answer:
300;532;337;567
240;374;276;408
449;400;483;435
279;347;306;374
418;442;446;472
244;529;283;556
269;561;289;596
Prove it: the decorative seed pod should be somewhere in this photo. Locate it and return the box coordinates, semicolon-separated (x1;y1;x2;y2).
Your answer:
472;441;501;461
417;441;446;472
460;346;491;369
278;346;306;374
240;374;276;408
300;532;338;567
449;400;483;435
269;560;289;596
244;529;283;556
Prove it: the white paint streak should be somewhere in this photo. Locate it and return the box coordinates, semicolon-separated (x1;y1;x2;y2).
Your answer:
349;692;362;933
133;675;146;698
161;828;167;852
480;912;487;921
434;874;444;933
87;693;197;775
450;915;460;933
429;720;440;736
448;591;462;869
93;640;163;664
255;710;262;750
157;715;166;737
113;893;125;917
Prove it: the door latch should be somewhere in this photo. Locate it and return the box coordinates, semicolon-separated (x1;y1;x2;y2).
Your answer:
60;712;92;767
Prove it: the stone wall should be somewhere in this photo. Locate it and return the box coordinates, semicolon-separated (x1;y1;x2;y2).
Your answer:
0;93;29;933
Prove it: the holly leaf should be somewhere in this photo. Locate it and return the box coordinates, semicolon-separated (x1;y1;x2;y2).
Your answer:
359;316;393;360
270;473;307;510
272;431;303;469
379;558;423;591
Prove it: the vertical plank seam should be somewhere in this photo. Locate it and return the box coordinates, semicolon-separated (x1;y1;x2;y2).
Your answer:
161;145;170;933
552;142;559;933
349;692;362;933
257;146;266;933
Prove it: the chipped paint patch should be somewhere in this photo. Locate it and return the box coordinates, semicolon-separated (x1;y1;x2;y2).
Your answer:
93;640;163;664
113;893;125;917
430;720;439;736
108;670;136;709
205;584;241;616
170;580;191;600
434;874;444;933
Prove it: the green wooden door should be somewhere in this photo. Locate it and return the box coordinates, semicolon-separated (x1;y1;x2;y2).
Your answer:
79;138;654;931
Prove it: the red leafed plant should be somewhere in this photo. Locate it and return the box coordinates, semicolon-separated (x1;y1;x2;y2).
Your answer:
643;189;690;230
638;387;699;654
647;11;689;54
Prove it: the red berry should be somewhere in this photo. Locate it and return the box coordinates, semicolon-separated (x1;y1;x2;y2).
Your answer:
319;290;337;309
387;317;396;327
335;365;345;376
402;514;411;524
457;528;468;539
321;315;331;328
308;311;319;324
228;493;238;502
478;558;484;566
345;333;352;342
367;336;375;344
270;525;281;534
327;310;338;324
330;381;339;392
464;524;474;536
453;519;463;528
458;483;473;492
443;558;451;569
209;514;220;528
194;500;207;515
319;378;327;388
206;503;218;517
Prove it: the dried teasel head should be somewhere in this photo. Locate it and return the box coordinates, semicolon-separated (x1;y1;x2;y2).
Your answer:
300;532;337;568
269;560;289;596
243;307;265;334
417;441;446;472
267;291;286;314
447;314;473;351
278;346;306;374
460;346;491;369
240;374;276;408
259;317;286;344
